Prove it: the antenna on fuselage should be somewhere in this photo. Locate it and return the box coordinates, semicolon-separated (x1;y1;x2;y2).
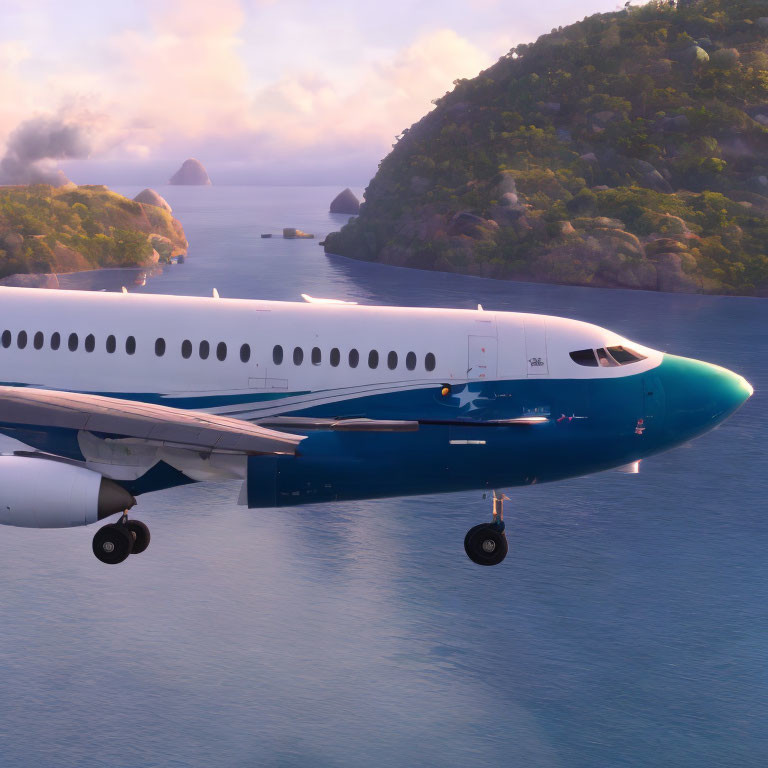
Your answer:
212;288;220;299
121;286;128;294
477;303;484;311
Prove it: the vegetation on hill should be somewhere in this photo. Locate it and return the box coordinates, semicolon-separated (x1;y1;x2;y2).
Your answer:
0;185;187;279
325;0;768;295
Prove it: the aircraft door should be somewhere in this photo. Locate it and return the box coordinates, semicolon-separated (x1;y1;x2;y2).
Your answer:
524;316;549;376
467;336;497;380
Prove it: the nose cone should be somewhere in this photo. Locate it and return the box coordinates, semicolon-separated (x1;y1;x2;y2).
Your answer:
659;354;752;440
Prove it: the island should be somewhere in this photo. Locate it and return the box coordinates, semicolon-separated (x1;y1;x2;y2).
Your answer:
169;158;212;185
0;184;188;283
330;188;360;214
325;0;768;296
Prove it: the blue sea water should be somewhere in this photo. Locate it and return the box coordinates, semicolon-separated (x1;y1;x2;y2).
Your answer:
0;185;766;768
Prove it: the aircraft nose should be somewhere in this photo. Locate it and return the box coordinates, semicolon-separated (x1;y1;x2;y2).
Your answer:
660;355;752;438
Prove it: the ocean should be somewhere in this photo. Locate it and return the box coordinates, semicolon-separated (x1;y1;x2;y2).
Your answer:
0;185;766;767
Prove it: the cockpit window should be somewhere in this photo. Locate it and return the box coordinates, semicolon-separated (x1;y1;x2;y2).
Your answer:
570;345;647;367
596;348;619;367
569;349;598;367
607;345;647;364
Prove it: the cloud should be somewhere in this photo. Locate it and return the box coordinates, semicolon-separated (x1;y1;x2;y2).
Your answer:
250;28;492;153
0;2;495;180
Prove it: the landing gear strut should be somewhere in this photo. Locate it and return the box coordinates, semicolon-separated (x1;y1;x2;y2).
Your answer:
464;492;509;566
92;512;151;565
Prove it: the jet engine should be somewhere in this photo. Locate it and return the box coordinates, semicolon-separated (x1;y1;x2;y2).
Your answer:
0;456;135;528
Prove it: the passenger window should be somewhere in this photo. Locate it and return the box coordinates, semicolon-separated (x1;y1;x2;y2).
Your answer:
181;340;192;359
293;347;304;365
155;338;166;357
607;346;647;365
33;332;44;350
17;330;27;349
387;351;398;370
68;333;78;352
330;348;340;367
126;336;136;355
85;334;95;353
1;330;10;348
311;347;321;365
217;342;227;361
368;350;379;369
240;344;250;363
50;332;60;351
569;349;598;367
273;345;283;365
199;340;209;360
349;349;359;368
106;335;116;354
406;351;416;370
425;352;436;372
596;348;618;367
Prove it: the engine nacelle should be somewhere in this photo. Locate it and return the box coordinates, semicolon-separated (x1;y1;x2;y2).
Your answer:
0;456;135;528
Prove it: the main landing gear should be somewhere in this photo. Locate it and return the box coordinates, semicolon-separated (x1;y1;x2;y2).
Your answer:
464;492;509;566
92;512;151;565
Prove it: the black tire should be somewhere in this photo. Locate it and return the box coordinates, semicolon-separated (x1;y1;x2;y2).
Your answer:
464;523;508;566
125;520;151;555
92;523;134;565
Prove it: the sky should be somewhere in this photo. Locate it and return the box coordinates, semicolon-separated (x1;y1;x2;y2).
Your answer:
0;0;632;186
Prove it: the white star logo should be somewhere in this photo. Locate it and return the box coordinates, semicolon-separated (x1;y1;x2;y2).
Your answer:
452;385;484;411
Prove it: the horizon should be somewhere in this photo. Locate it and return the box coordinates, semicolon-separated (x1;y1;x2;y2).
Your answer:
2;0;635;187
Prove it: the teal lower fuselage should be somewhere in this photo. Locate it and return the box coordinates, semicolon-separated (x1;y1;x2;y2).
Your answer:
245;355;752;507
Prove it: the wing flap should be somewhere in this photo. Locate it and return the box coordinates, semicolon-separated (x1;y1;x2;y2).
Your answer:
0;387;303;455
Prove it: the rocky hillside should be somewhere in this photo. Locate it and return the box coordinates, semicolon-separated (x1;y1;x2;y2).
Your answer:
325;0;768;295
0;184;187;280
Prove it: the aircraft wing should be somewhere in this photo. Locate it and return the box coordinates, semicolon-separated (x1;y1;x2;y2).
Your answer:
0;386;303;455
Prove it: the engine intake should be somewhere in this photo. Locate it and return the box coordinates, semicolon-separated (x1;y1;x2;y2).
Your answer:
0;456;135;528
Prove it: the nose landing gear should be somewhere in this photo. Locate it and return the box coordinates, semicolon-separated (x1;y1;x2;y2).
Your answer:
464;492;509;566
92;512;151;565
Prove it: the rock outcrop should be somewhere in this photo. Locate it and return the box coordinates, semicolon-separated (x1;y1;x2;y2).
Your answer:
133;188;172;212
169;158;211;186
330;188;360;214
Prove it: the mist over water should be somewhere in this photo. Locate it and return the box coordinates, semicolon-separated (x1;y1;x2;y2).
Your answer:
1;186;766;768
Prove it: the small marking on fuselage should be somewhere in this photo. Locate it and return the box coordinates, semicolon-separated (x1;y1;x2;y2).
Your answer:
449;440;487;445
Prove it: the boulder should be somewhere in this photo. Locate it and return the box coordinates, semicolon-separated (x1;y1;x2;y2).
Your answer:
710;48;740;69
133;188;172;212
169;158;211;185
329;188;360;214
680;45;709;65
660;114;690;132
0;272;60;288
649;252;700;292
448;212;499;239
1;232;24;256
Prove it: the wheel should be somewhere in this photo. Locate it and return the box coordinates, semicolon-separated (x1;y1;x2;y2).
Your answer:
125;520;150;555
92;523;134;565
464;523;508;566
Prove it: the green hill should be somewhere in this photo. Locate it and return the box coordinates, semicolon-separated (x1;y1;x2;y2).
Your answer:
325;0;768;295
0;185;187;280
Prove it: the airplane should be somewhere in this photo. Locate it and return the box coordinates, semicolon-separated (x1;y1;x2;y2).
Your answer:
0;286;753;566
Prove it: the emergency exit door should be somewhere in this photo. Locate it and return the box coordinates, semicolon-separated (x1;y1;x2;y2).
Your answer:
467;336;497;380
